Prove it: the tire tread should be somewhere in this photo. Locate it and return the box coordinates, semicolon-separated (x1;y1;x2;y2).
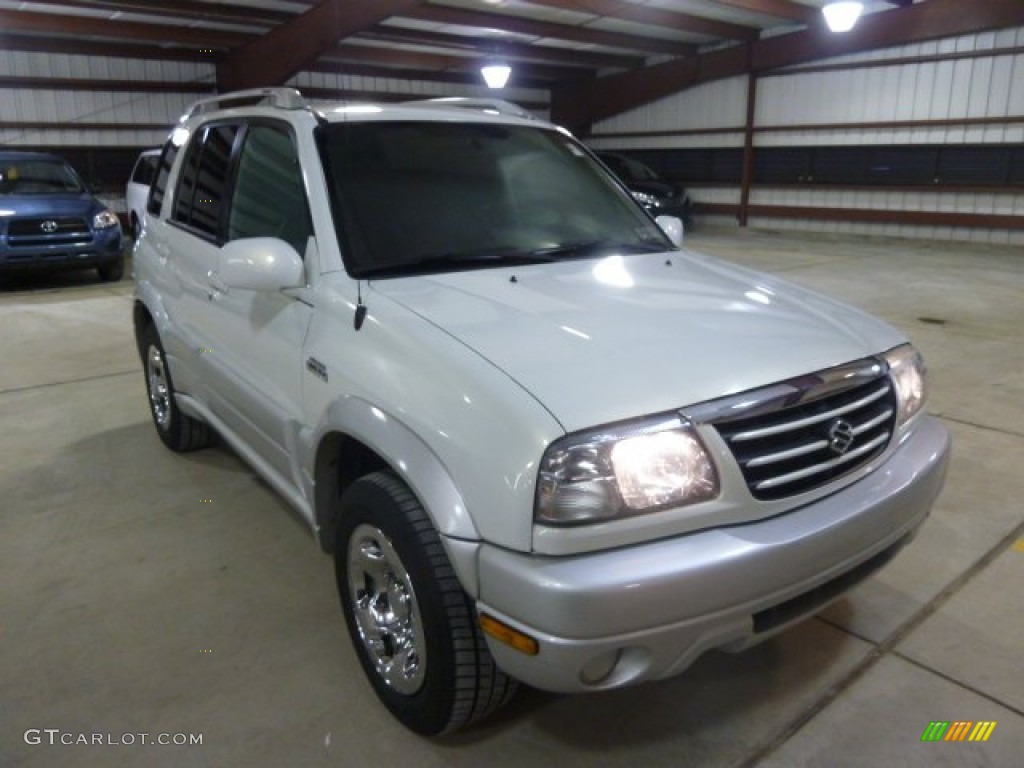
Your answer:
140;325;212;453
343;472;517;734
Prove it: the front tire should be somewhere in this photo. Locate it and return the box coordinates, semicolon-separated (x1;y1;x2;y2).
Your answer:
98;254;124;282
336;472;517;735
139;324;211;452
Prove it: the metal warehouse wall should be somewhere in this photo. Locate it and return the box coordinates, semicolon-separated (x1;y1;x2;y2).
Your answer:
288;71;549;120
589;27;1024;246
0;52;210;147
0;49;548;213
0;50;547;148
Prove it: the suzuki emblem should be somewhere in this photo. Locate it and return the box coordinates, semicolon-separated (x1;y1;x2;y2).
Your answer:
827;419;856;455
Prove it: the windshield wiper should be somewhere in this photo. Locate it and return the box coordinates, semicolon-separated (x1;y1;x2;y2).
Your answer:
356;240;666;278
527;239;665;260
358;247;556;278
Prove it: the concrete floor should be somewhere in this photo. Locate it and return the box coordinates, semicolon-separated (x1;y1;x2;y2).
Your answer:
2;229;1022;767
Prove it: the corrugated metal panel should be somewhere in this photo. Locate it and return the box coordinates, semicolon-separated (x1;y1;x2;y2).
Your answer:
289;70;547;106
588;133;745;150
0;52;210;146
755;27;1024;147
704;212;1024;246
735;186;1024;246
594;28;1023;149
592;75;748;143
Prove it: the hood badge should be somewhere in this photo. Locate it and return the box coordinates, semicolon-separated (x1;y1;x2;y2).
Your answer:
40;220;58;234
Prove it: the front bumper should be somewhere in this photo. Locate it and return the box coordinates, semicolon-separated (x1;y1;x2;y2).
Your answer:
0;228;122;270
476;416;949;693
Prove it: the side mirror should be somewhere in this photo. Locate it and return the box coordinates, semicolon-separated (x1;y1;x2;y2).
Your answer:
656;215;684;247
219;237;304;292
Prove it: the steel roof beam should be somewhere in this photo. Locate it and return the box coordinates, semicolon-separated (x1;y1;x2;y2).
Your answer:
552;0;1024;131
525;0;759;41
218;0;424;91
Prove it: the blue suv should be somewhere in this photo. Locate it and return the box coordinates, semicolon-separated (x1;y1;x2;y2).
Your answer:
0;151;124;282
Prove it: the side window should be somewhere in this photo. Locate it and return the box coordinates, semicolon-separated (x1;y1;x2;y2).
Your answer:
171;123;240;238
228;124;312;256
131;154;158;185
146;142;179;217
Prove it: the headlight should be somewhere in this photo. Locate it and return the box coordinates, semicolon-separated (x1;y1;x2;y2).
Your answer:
630;190;659;208
536;414;719;526
93;209;120;230
885;344;927;426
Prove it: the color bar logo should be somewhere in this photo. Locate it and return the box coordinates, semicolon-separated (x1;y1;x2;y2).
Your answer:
921;721;997;742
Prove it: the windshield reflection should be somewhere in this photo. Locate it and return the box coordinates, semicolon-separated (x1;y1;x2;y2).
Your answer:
319;121;671;278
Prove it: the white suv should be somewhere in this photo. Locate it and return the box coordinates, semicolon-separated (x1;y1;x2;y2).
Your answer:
133;88;950;735
125;148;160;240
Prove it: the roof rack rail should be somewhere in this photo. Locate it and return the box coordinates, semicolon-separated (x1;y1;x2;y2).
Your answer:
182;87;306;121
402;97;537;121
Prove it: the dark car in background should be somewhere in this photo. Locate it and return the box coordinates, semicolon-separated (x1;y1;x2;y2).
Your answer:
596;151;694;232
0;151;124;282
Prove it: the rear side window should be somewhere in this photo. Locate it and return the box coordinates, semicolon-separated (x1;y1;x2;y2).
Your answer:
147;143;179;217
131;153;159;185
171;123;241;238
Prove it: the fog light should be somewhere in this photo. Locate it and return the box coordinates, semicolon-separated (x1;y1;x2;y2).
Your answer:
479;613;539;656
580;649;621;685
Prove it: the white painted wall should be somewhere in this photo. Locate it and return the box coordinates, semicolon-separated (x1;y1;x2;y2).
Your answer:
589;26;1024;246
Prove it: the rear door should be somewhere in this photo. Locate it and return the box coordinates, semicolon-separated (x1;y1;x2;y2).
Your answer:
157;121;243;409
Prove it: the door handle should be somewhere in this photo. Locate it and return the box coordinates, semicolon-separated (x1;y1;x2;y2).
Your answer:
207;272;229;300
154;242;170;265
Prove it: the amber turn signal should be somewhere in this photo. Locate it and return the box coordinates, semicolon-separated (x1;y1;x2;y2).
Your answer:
479;613;540;656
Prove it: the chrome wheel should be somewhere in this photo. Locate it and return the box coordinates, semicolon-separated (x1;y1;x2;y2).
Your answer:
146;344;172;431
347;523;427;695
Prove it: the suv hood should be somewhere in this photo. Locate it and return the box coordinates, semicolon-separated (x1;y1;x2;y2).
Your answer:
0;193;100;219
373;250;904;432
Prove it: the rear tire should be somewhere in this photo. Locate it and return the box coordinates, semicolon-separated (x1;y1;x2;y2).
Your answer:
336;472;517;735
140;324;211;452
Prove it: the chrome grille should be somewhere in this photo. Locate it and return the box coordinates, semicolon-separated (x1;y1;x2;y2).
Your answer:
7;217;91;247
708;362;897;501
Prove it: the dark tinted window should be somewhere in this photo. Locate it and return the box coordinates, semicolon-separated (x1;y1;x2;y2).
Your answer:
172;123;240;238
147;142;179;216
322;122;668;276
866;147;937;184
755;148;811;183
937;146;1011;184
131;153;159;185
812;147;866;184
228;124;312;255
599;145;1023;187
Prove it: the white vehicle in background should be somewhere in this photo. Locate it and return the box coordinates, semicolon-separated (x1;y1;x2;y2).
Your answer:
125;148;160;240
132;88;950;736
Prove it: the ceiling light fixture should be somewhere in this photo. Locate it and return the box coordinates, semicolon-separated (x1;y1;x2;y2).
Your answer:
481;63;511;89
822;1;864;33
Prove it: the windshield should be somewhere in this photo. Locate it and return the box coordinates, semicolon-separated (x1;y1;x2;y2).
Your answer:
319;121;671;277
0;159;84;195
